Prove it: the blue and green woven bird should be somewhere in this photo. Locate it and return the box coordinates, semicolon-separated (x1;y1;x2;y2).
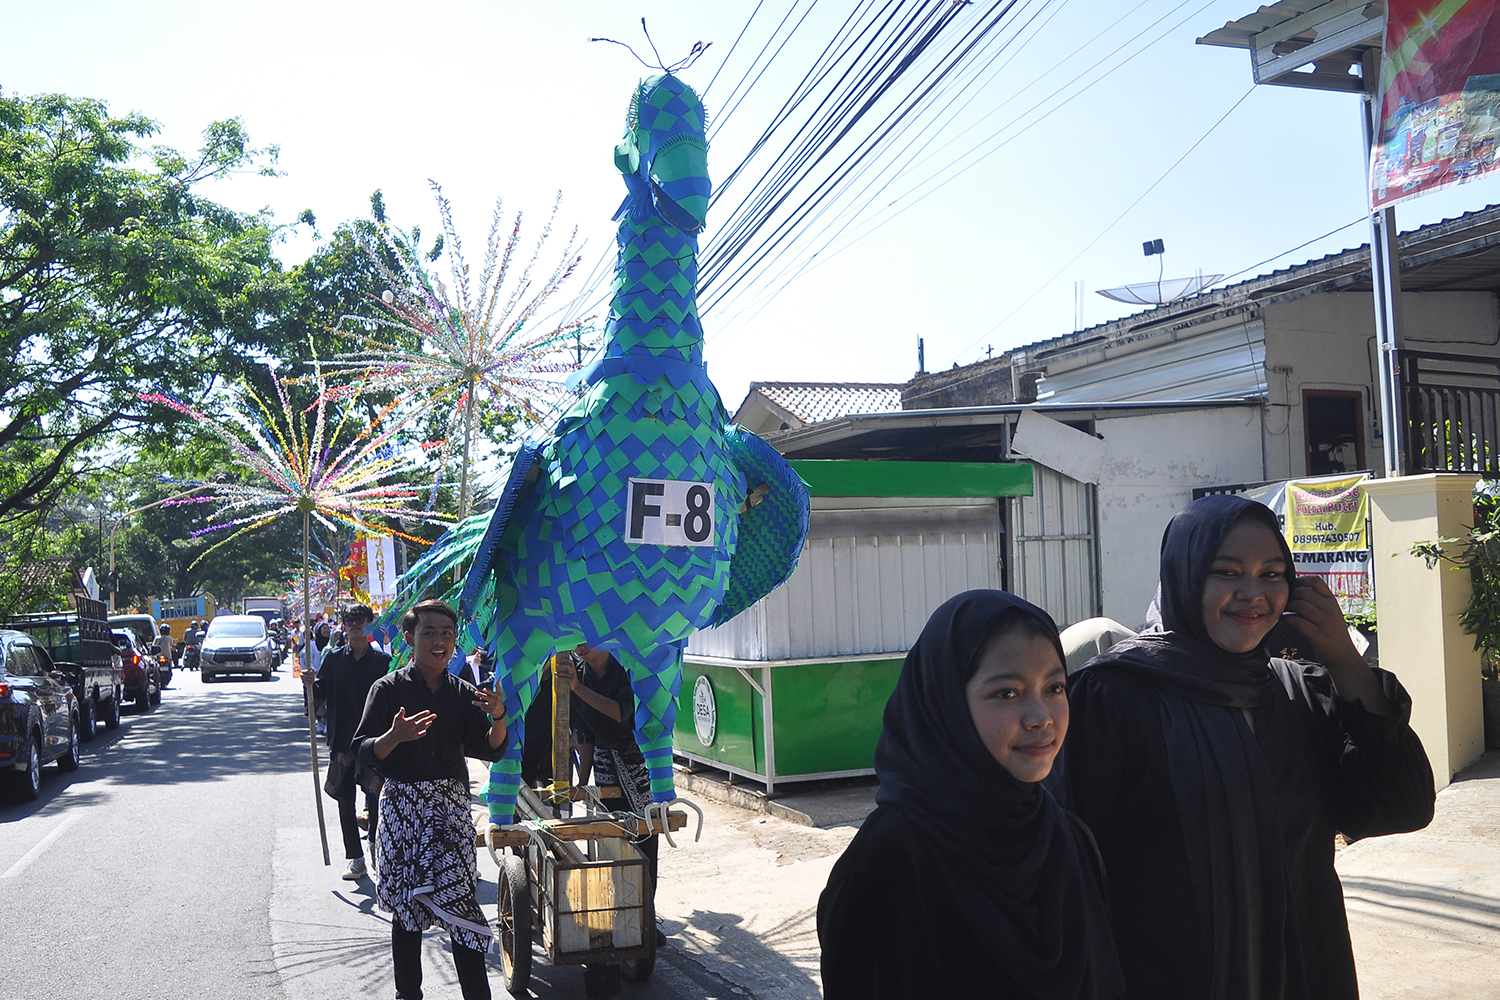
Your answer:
422;72;811;824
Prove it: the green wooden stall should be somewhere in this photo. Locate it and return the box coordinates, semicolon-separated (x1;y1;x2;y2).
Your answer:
675;459;1033;791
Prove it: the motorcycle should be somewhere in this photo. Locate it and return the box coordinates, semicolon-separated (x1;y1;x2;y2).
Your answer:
182;643;200;671
150;643;174;690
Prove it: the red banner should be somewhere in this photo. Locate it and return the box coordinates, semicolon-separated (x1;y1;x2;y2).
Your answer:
1370;0;1500;209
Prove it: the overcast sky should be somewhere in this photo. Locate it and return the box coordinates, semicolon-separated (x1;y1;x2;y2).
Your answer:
8;0;1496;412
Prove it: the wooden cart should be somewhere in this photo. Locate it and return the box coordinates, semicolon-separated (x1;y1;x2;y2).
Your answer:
475;658;696;999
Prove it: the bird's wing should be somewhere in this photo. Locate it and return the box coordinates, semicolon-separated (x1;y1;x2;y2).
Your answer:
706;425;811;628
459;433;546;618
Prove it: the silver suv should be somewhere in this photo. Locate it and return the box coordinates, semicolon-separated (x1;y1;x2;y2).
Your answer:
200;616;276;682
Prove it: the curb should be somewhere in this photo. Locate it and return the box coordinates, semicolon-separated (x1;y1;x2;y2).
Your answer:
673;766;816;828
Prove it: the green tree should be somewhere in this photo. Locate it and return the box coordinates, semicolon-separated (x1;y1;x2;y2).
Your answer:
0;90;294;524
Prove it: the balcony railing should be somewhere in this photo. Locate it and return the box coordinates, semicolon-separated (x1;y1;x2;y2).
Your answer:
1400;348;1500;474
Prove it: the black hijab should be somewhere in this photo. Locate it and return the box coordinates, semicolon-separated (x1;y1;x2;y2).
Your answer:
875;589;1122;999
1082;496;1291;1000
1124;495;1291;707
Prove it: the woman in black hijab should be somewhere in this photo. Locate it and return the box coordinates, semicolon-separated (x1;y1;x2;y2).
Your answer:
818;590;1123;1000
1058;494;1435;1000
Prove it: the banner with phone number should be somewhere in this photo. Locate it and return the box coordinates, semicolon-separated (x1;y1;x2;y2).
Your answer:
1243;473;1374;619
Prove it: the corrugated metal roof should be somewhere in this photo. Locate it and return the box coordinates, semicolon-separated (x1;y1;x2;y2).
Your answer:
749;382;904;424
1016;202;1500;365
1198;0;1385;51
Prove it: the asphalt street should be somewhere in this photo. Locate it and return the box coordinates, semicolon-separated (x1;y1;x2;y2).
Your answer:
2;662;842;999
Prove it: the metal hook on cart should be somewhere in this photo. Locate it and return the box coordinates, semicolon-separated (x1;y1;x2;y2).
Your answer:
652;802;677;849
678;797;705;845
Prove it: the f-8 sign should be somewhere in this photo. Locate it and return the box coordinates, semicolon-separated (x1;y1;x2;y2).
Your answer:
625;478;715;547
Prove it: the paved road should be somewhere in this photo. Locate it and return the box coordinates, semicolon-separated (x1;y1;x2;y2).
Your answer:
2;664;837;999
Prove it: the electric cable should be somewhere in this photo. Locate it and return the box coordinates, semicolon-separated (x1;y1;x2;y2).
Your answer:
948;81;1257;364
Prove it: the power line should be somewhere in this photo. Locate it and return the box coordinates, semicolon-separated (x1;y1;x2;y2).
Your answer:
1217;218;1367;285
949;82;1257;364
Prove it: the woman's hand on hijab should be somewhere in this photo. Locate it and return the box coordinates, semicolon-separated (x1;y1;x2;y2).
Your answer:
1285;576;1394;714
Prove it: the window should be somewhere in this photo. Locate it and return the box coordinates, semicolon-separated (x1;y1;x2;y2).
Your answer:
5;644;40;677
1303;390;1366;475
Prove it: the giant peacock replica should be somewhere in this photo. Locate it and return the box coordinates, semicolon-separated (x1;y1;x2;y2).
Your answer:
383;70;810;826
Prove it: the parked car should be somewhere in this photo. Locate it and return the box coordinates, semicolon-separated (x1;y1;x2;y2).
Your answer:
108;613;159;651
0;629;81;800
111;630;160;711
109;614;174;689
2;596;124;740
201;615;277;682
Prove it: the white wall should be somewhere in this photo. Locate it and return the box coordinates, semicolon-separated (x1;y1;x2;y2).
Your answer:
1092;406;1265;628
689;497;1002;661
1262;291;1500;478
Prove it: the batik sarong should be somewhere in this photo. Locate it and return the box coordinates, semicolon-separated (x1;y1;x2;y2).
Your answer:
592;747;652;815
376;777;492;953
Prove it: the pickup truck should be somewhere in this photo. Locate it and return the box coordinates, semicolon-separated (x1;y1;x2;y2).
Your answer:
3;596;125;739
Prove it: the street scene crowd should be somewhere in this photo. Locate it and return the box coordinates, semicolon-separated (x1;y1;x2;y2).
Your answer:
7;3;1500;999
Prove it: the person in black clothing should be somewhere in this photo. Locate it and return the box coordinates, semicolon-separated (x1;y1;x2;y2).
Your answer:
302;603;389;881
1056;495;1436;1000
818;590;1123;1000
351;599;509;1000
555;644;665;943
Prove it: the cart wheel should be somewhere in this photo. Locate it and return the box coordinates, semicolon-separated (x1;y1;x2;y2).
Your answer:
622;925;656;982
497;854;532;996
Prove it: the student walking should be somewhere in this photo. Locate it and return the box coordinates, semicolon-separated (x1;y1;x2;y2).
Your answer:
818;590;1123;999
351;599;509;1000
1057;494;1435;1000
303;603;389;880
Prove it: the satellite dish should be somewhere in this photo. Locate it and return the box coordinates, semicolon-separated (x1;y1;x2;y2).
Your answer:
1096;273;1223;305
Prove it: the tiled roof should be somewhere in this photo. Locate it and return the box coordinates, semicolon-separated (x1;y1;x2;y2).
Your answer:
751;381;904;424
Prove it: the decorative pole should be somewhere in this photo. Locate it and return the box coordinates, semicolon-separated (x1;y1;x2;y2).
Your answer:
459;378;477;520
303;506;330;865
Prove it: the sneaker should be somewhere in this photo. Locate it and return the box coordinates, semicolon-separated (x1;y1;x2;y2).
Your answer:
342;857;368;881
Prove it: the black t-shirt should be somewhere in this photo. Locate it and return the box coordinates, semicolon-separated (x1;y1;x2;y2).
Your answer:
570;654;639;756
352;665;508;782
314;644;391;752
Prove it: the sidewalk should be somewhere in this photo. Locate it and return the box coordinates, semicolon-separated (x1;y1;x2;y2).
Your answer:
268;744;1500;999
267;755;864;999
1338;749;1500;999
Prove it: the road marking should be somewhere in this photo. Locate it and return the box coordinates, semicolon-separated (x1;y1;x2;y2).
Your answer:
2;813;79;879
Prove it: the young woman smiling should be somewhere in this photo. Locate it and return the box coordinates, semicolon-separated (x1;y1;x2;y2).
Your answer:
818;590;1123;1000
1057;495;1436;1000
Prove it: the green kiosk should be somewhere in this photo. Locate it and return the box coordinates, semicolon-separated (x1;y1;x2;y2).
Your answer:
674;459;1034;792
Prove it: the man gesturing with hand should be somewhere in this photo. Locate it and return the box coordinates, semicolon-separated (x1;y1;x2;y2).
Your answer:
351;599;509;1000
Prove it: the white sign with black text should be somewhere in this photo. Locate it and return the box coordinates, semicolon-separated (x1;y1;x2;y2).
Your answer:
624;478;715;547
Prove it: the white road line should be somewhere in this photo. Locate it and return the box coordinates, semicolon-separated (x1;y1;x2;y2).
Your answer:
2;813;79;879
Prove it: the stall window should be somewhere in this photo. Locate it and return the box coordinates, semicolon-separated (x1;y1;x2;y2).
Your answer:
1303;390;1365;475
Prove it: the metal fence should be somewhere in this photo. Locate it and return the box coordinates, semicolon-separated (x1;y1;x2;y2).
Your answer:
1400;348;1500;475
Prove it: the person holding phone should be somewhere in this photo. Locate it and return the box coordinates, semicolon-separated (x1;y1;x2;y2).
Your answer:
1055;495;1435;1000
351;599;509;1000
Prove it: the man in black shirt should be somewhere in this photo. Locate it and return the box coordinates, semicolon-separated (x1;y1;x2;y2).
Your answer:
302;602;389;880
557;644;666;946
351;599;508;1000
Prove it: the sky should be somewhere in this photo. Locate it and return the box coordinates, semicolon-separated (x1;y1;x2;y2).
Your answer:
7;0;1498;413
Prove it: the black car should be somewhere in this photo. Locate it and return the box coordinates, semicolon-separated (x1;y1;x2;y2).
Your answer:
111;630;160;712
3;597;125;739
0;629;81;800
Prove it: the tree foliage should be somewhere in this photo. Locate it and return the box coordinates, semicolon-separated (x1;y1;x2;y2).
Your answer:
1411;482;1500;678
0;90;293;523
